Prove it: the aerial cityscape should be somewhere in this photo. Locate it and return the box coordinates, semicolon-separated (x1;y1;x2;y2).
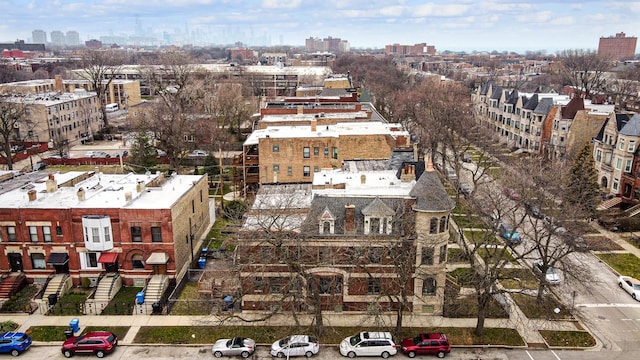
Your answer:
1;2;640;358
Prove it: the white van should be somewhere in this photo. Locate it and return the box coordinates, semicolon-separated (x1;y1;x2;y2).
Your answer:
105;103;118;112
339;331;397;358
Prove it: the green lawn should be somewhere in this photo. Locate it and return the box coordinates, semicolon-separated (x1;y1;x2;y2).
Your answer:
476;247;515;263
170;282;211;315
447;248;470;264
596;253;640;279
464;230;500;245
539;330;595;347
27;326;68;341
511;293;572;320
49;290;90;315
0;285;37;313
454;215;487;230
101;286;142;315
83;326;130;340
499;268;538;290
448;268;476;286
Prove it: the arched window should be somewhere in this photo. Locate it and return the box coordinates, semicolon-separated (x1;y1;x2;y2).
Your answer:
132;254;145;269
439;216;447;233
423;277;437;296
429;218;438;234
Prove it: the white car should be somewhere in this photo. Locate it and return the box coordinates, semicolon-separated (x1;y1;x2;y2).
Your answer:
339;331;397;358
270;335;319;358
533;260;561;285
211;337;255;358
188;149;208;157
618;275;640;301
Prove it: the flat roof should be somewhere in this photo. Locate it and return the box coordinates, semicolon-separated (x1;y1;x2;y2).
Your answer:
312;168;415;197
0;171;205;210
260;111;369;123
3;91;96;106
244;121;408;145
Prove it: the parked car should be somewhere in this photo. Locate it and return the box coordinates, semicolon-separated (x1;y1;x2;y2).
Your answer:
533;260;561;285
10;144;25;153
32;161;46;171
525;203;544;219
270;335;319;358
461;153;472;163
112;150;128;158
445;166;457;182
458;182;472;198
211;337;255;358
570;236;589;252
400;333;450;358
46;153;69;159
618;275;640;301
61;331;117;358
502;187;521;201
339;331;397;358
498;222;521;244
0;331;32;356
85;151;110;158
188;149;208;157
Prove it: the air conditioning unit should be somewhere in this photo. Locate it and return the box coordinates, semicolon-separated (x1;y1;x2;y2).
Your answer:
89;277;98;287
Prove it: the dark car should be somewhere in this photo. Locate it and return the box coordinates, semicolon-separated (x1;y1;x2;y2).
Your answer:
61;331;117;358
401;333;450;358
0;331;32;356
525;203;544;219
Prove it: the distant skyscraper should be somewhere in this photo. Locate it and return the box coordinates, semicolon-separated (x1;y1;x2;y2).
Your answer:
65;31;80;46
50;30;64;46
598;32;637;61
32;29;47;44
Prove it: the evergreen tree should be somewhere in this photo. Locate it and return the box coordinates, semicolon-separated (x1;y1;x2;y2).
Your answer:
564;142;600;218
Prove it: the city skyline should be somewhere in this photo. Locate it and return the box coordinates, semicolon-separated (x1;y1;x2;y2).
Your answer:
0;0;638;53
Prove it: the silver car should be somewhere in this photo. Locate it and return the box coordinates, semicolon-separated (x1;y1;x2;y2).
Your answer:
212;337;255;358
270;335;319;358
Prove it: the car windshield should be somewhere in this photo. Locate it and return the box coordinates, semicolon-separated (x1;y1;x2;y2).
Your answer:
633;284;640;290
413;335;422;344
17;334;28;341
278;337;291;347
106;334;115;343
349;334;362;346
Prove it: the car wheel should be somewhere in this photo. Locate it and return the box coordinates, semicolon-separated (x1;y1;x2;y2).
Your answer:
437;351;446;358
407;351;416;358
347;351;357;358
633;293;637;300
277;352;286;358
241;351;250;358
619;282;624;288
10;349;19;356
96;350;105;358
213;351;223;358
381;351;390;359
63;350;73;358
305;351;314;357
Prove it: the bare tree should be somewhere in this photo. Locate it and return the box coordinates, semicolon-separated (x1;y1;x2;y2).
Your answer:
0;96;31;170
74;49;126;128
555;49;611;98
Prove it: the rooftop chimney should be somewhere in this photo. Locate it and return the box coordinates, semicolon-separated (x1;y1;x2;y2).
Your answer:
297;105;304;115
401;163;416;182
345;203;356;234
136;180;145;193
124;191;132;202
77;187;85;201
27;189;37;201
54;74;63;92
45;173;57;193
311;118;317;132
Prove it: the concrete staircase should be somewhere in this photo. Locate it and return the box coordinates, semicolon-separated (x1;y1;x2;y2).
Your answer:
0;273;27;299
134;275;168;315
34;273;71;310
83;273;122;315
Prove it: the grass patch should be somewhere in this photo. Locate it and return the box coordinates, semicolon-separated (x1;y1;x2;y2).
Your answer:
83;326;130;340
476;247;515;263
499;268;538;290
511;293;572;320
464;230;499;245
596;253;640;279
0;285;37;313
447;248;469;263
0;321;18;331
448;268;476;286
443;294;509;318
170;282;211;315
454;215;487;229
26;326;68;341
101;286;142;315
206;217;231;248
539;330;595;347
585;235;623;251
49;290;90;315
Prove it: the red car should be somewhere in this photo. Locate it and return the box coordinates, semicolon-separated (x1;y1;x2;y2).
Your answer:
61;331;118;358
400;333;450;358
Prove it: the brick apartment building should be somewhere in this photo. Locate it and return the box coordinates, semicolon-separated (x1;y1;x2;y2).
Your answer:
0;171;210;288
384;43;436;56
598;32;637;61
237;162;454;315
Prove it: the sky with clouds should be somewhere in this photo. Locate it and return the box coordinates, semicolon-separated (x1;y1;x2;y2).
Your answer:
0;0;638;53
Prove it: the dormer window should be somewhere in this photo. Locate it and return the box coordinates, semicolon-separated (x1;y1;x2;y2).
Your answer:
318;207;335;235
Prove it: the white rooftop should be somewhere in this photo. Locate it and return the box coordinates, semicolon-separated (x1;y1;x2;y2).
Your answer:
244;121;408;145
260;111;369;123
312;168;415;198
0;171;204;210
2;91;96;106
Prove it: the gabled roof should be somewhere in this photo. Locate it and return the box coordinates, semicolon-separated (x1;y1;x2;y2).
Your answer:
479;81;494;96
362;197;395;217
594;118;608;141
522;94;539;110
409;170;455;212
490;87;503;100
533;98;554;115
318;206;335;221
561;96;584;119
616;113;632;131
619;114;640;136
505;90;519;105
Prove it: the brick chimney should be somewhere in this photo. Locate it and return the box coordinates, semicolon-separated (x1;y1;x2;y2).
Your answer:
311;118;317;132
27;189;37;201
54;74;63;92
124;191;132;202
400;163;416;182
345;203;355;234
136;180;145;193
45;173;57;193
77;187;85;201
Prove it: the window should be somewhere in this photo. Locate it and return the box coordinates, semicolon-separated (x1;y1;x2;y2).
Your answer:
303;147;310;158
269;278;282;293
272;144;280;152
429;218;438;234
616;157;622;170
91;228;100;243
625;159;633;173
439;244;447;263
6;226;16;242
132;254;145;269
332;147;338;159
29;226;38;242
287;166;292;176
56;226;63;236
312;277;342;295
324;147;329;157
104;227;111;242
43;226;51;242
439;216;447;233
314;166;319;173
313;147;319;156
367;248;383;263
31;253;46;269
368;278;381;295
596;149;602;162
613;178;620;191
619;140;625;150
192;199;195;213
629;141;636;152
87;252;98;268
423;277;437;296
303;166;310;177
151;227;162;242
131;226;142;242
422;247;434;265
273;164;280;173
254;277;264;292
